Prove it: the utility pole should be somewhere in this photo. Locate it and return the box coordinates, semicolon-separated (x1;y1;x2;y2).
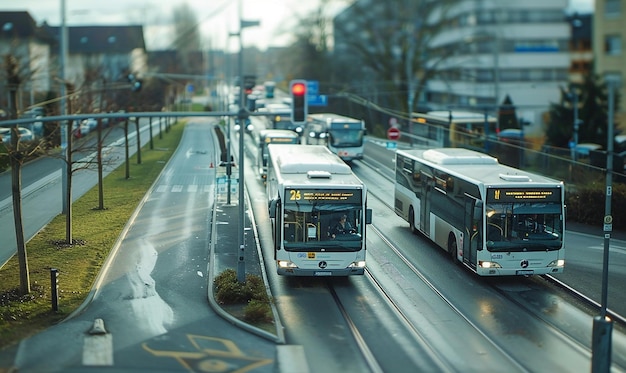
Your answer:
60;0;69;214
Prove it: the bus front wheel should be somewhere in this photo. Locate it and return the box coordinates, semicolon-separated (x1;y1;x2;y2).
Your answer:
409;206;417;234
448;234;458;263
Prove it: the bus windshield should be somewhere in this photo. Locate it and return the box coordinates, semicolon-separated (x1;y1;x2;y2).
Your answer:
485;202;563;252
328;128;364;147
283;201;364;251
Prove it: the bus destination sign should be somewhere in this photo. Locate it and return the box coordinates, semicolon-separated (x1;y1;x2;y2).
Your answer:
265;137;297;144
287;188;361;204
487;188;561;203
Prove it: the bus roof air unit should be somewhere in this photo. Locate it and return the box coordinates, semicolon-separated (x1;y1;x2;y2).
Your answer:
307;170;332;179
423;148;498;165
499;173;532;182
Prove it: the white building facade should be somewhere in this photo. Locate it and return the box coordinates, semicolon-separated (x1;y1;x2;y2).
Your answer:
426;0;571;136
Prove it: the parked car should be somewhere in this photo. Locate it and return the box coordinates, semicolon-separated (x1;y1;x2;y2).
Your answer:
574;143;602;158
2;127;34;144
82;118;98;132
72;121;90;138
0;127;10;143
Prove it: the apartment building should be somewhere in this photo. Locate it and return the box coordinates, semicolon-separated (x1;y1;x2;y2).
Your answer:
0;11;53;111
593;0;626;125
426;0;571;137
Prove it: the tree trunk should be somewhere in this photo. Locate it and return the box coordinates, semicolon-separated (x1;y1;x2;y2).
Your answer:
11;151;30;295
65;90;73;244
8;83;30;295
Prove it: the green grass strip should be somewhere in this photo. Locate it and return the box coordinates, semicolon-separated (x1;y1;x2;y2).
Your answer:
0;121;185;349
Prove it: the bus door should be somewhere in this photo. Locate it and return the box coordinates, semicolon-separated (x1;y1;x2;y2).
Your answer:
420;172;433;235
463;196;482;269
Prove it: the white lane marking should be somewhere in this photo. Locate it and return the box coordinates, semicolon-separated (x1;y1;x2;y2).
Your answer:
83;334;114;366
277;345;309;373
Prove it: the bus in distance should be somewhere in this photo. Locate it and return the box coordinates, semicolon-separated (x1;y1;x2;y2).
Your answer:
394;148;565;276
307;113;366;162
267;144;372;276
257;129;300;179
264;81;275;98
264;103;305;137
411;111;498;148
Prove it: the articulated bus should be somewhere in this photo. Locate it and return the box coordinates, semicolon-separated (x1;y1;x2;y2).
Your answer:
267;144;372;276
411;111;498;148
394;148;565;276
307;113;366;162
257;129;300;179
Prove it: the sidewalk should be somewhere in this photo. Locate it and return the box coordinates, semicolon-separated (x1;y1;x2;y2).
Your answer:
207;180;284;343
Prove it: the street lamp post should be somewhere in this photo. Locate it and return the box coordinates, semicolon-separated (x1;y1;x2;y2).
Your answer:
591;77;618;372
235;2;259;283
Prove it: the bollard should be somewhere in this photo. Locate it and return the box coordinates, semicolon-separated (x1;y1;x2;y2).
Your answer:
50;268;59;312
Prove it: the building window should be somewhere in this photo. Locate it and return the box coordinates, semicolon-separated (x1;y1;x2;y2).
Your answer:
604;72;623;87
605;0;622;16
605;35;622;55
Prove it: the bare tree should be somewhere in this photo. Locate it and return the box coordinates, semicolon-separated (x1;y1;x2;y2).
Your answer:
2;54;46;295
276;0;334;84
331;0;459;112
47;78;121;244
172;3;202;73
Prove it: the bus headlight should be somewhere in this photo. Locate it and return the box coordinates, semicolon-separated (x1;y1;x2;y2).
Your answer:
548;259;565;267
277;260;298;268
479;261;502;269
348;261;366;268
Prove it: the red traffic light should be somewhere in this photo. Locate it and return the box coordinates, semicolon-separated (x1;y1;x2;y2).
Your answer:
289;80;308;125
291;82;306;96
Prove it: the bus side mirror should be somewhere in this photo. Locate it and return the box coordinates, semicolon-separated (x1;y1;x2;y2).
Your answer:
365;209;372;224
269;199;277;218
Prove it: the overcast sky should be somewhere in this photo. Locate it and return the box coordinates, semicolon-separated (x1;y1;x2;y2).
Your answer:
2;0;594;51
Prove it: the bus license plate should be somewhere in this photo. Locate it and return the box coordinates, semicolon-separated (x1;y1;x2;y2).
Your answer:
315;271;332;276
516;270;534;275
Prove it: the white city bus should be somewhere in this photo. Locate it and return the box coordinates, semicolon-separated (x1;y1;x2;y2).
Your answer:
394;148;565;276
267;144;372;276
307;113;366;162
257;129;300;179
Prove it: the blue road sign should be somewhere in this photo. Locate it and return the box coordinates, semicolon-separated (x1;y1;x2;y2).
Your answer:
308;95;328;106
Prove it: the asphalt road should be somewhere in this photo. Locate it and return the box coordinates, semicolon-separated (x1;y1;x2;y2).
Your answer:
5;119;278;372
